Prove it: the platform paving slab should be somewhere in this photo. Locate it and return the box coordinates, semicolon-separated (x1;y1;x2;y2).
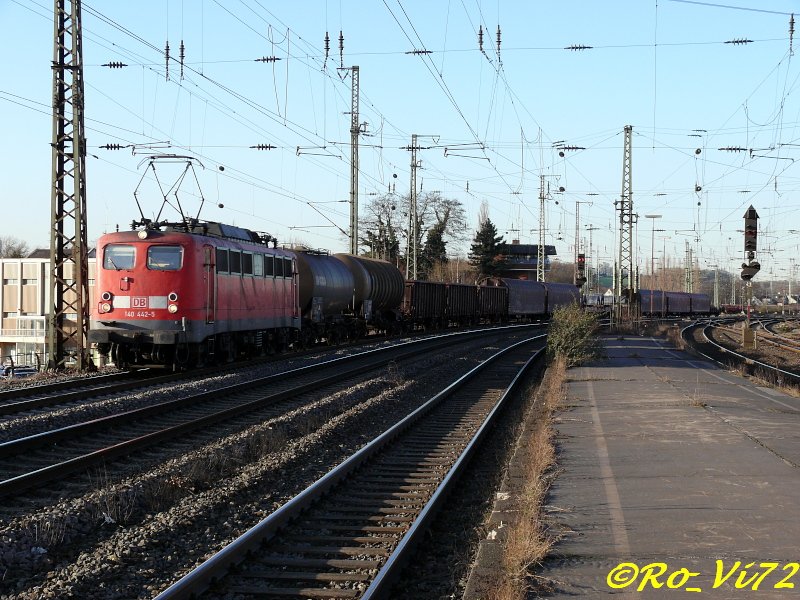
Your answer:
538;335;800;599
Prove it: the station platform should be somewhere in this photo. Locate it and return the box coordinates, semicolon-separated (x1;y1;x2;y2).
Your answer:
540;335;800;598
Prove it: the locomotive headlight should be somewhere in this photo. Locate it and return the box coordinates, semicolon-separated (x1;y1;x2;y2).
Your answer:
100;302;112;313
168;304;178;314
168;292;179;302
101;291;113;301
137;230;148;240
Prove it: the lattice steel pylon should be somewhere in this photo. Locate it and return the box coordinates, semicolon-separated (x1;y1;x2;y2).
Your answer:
348;65;360;255
616;125;635;298
536;174;546;282
48;0;90;370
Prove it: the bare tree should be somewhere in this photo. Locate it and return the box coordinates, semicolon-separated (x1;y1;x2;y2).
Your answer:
0;236;30;258
360;193;403;261
398;191;468;260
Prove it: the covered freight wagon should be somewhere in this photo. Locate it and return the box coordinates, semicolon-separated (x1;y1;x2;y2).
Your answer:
545;283;581;313
665;291;691;314
689;293;711;314
639;289;666;316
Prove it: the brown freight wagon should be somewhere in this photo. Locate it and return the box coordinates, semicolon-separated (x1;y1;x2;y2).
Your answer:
445;283;479;325
402;280;446;330
477;283;508;322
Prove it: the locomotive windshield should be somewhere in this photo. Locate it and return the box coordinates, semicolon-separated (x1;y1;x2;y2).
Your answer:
147;245;183;271
103;244;135;270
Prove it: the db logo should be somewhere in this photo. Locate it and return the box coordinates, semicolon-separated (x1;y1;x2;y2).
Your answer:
132;297;148;308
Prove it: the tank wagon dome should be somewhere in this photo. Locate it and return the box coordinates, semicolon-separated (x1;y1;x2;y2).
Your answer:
334;254;405;312
293;251;355;315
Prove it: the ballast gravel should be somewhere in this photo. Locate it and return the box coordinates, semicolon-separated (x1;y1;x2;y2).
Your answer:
0;330;535;599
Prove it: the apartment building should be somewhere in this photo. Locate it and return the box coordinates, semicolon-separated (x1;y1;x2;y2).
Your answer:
0;250;96;368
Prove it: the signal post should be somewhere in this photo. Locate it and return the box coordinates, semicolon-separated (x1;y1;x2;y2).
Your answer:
740;206;760;349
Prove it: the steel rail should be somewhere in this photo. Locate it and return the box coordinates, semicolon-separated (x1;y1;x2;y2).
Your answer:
682;322;800;383
0;325;536;497
153;334;546;600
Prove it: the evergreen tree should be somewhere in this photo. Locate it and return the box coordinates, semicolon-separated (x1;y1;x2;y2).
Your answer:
468;217;505;280
420;222;448;279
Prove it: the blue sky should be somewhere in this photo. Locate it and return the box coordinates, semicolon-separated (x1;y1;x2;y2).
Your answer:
2;0;800;281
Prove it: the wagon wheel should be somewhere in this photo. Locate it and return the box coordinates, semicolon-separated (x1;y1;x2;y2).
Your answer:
111;343;128;369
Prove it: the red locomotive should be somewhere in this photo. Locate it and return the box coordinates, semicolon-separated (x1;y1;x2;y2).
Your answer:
90;220;406;368
91;222;300;367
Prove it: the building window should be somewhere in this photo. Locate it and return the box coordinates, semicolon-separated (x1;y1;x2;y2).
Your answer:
3;279;19;285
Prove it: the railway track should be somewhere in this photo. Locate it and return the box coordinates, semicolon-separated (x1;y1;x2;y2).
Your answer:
0;326;537;501
757;318;800;353
154;334;546;599
0;341;357;419
0;368;178;417
682;320;800;387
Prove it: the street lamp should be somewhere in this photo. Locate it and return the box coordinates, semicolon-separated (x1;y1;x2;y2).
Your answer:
644;214;662;314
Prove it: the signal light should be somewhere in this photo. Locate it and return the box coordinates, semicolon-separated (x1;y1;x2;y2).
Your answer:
576;253;587;287
741;261;760;281
743;205;759;254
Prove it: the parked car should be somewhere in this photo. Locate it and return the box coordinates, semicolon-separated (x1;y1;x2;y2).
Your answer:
1;365;39;379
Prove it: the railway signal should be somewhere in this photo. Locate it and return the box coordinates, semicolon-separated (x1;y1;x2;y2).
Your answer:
740;261;761;281
740;205;760;349
743;205;758;256
576;253;587;288
741;205;760;282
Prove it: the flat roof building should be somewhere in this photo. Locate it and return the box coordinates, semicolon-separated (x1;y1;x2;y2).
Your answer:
495;241;557;279
0;250;96;369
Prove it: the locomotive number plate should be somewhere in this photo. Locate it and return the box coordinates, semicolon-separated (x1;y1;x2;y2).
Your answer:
124;310;157;318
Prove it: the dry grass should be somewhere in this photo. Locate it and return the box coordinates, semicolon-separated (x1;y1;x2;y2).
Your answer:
665;324;686;350
483;358;567;600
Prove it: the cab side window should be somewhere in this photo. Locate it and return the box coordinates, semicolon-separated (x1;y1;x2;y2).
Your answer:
242;252;253;276
216;248;229;273
229;251;242;275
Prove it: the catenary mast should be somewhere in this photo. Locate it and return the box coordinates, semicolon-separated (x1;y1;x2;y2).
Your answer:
49;0;90;370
